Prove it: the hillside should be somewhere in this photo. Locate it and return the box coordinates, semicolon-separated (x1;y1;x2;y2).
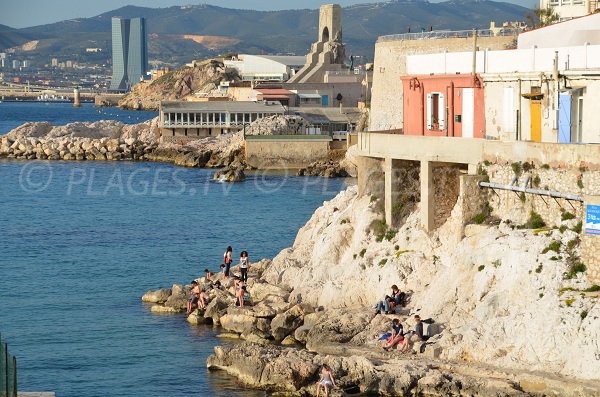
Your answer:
3;1;531;65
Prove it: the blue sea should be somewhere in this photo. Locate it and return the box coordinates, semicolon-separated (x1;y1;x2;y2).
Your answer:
0;103;349;396
0;102;157;135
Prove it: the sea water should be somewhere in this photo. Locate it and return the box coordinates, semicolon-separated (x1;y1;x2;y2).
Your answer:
0;104;349;396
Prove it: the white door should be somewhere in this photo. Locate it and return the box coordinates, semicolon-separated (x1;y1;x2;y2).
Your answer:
462;88;474;138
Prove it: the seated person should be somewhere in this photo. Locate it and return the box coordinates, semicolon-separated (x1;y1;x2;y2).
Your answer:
204;268;214;279
219;264;226;276
382;319;404;350
413;315;430;342
198;289;210;310
375;284;404;314
186;280;200;315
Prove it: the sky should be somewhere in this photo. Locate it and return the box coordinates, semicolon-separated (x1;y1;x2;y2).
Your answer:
1;0;536;29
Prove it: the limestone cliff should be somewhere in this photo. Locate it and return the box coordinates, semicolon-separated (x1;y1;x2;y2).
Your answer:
260;185;600;381
118;59;241;111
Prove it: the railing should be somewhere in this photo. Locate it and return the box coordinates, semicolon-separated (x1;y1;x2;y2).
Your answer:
0;334;17;397
378;28;522;42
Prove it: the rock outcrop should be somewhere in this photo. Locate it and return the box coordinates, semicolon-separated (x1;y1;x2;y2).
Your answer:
119;59;241;111
244;115;310;136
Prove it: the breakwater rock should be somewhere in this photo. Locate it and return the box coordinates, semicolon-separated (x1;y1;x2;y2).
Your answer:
1;118;245;169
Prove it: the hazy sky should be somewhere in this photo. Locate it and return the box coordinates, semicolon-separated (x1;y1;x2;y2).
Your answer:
1;0;536;29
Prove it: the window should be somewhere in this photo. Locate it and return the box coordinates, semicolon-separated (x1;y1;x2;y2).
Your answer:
426;92;445;131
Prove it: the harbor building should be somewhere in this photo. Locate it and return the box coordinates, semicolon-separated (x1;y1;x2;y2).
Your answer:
224;55;306;82
110;17;148;91
159;101;286;142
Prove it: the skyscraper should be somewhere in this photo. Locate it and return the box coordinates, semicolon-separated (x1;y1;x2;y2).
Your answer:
110;17;148;91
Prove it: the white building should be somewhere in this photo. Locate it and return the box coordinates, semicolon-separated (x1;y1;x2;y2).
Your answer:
519;12;600;48
405;43;600;143
224;54;306;82
540;0;600;21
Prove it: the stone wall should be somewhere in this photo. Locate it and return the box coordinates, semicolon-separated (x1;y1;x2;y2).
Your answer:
370;35;516;132
459;174;490;228
244;137;331;169
432;166;463;229
479;162;599;226
356;155;384;198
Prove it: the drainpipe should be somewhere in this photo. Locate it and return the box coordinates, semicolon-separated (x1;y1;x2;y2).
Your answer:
518;78;522;141
420;83;425;136
553;51;559;136
449;82;455;137
472;29;478;78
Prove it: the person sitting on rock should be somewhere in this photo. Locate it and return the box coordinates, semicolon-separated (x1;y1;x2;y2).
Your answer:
413;315;430;342
198;288;210;310
383;319;404;350
219;263;226;277
204;268;214;279
316;364;336;397
375;285;404;314
186;280;200;315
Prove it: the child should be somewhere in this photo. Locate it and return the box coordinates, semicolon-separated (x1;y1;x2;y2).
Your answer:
186;280;200;315
316;364;336;397
239;250;250;283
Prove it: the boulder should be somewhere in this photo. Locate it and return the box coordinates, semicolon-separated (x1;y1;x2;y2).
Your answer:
270;304;313;342
249;282;290;302
187;311;211;325
163;283;190;311
142;288;172;303
150;305;182;314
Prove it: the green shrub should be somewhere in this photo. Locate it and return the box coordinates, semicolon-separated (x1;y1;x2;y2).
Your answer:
542;241;561;254
378;258;388;267
559;225;568;233
561;211;576;221
566;262;587;279
473;213;487;224
391;194;409;217
511;162;522;176
477;166;488;176
519;211;545;229
533;175;541;187
519;192;526;202
581;310;588;320
541;164;550;170
373;219;387;241
566;238;580;252
359;248;367;258
572;221;582;234
394;245;399;250
384;229;397;241
577;178;584;189
340;218;349;224
483;160;492;166
492;259;501;268
535;264;543;273
478;265;485;271
539;293;544;298
370;195;378;203
522;162;533;172
353;254;357;260
583;285;600;292
565;298;575;307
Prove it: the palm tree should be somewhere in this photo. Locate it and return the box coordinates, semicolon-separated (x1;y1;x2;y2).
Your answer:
526;6;560;28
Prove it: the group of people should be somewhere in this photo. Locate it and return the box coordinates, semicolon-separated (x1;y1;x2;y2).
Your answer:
375;284;433;353
186;246;252;315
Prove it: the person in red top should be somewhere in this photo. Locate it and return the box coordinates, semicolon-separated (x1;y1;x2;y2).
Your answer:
223;246;233;279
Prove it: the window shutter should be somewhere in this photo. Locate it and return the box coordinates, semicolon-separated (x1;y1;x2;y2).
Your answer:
438;93;445;131
426;93;433;130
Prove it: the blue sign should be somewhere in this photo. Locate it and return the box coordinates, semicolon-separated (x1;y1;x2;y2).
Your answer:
586;204;600;235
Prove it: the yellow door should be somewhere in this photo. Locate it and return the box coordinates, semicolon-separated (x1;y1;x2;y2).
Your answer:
530;100;542;142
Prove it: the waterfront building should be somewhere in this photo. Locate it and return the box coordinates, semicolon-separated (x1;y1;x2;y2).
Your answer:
22;60;30;68
224;54;306;82
12;60;20;69
539;0;600;21
110;17;148;91
518;12;600;48
66;60;73;68
51;58;58;67
159;101;286;142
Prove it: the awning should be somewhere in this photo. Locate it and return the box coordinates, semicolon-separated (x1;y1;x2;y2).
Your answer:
522;92;544;100
260;95;291;100
298;93;322;99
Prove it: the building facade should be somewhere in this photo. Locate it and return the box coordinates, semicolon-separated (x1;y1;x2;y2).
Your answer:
224;55;305;82
159;101;286;142
540;0;599;21
110;17;148;91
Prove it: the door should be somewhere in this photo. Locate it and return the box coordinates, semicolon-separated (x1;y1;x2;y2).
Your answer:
321;95;329;107
558;93;572;144
462;88;474;138
530;100;542;142
577;97;583;143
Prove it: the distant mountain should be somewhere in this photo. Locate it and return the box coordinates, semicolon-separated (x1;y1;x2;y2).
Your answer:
2;1;530;65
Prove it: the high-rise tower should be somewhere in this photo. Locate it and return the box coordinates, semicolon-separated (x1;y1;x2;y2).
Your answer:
110;17;148;91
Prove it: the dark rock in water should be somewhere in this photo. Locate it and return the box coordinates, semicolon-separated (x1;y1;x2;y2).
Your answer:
214;167;246;182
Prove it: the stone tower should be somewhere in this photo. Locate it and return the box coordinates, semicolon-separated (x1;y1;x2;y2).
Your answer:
287;4;346;83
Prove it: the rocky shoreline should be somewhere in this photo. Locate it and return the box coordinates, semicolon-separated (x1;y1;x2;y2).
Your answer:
142;186;600;396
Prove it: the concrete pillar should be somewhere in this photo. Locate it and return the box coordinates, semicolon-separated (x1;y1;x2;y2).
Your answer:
73;88;81;107
420;160;434;232
468;163;478;175
384;157;399;226
581;195;600;284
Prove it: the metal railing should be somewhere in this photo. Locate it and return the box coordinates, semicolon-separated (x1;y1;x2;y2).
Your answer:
378;28;522;42
0;334;17;397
